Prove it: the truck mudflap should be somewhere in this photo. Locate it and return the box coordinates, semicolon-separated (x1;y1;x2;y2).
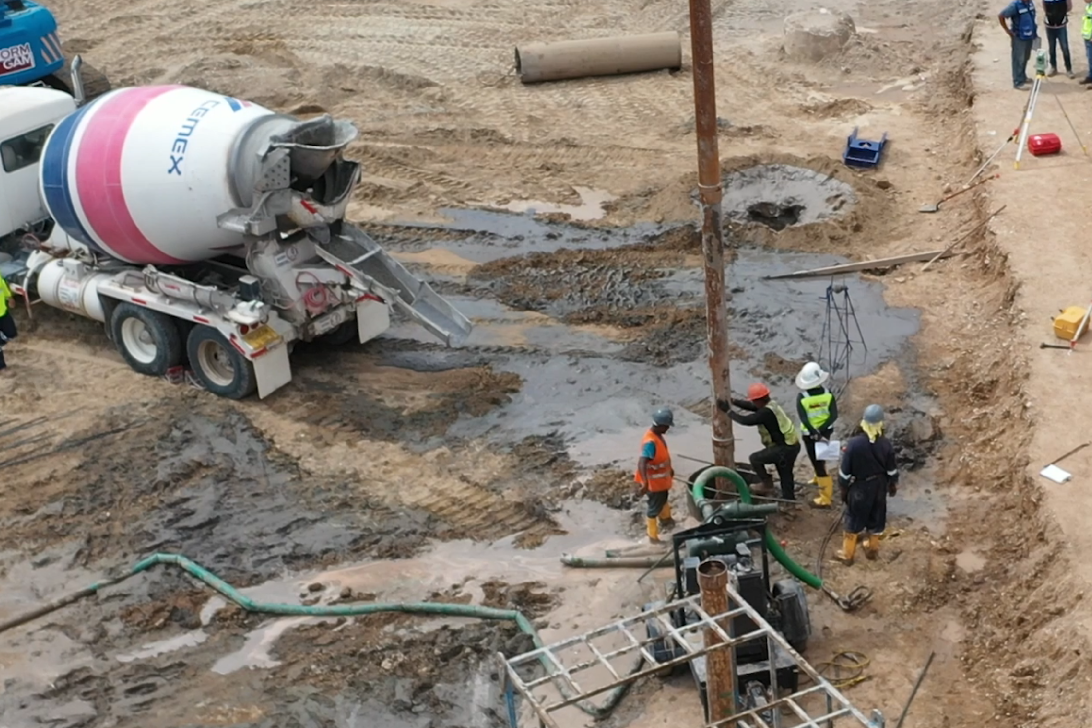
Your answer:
314;225;472;347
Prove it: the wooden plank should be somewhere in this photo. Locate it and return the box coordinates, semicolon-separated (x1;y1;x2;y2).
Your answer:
762;251;951;281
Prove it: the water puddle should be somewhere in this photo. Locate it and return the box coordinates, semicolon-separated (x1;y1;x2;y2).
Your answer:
396;244;921;471
116;630;208;663
378;208;664;264
213;616;321;675
484;186;617;221
105;503;641;681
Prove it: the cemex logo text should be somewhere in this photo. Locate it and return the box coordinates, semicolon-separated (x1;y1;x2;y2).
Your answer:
0;43;35;75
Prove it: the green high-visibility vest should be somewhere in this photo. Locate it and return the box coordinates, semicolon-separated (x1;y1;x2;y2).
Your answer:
760;400;799;448
1083;2;1092;39
0;274;11;318
799;391;834;434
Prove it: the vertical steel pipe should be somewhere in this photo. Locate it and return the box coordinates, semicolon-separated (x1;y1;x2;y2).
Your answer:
688;0;734;469
698;559;737;725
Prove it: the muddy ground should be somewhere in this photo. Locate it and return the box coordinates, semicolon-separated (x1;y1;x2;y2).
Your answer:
0;0;1068;725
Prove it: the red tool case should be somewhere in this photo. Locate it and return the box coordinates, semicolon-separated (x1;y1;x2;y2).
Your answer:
1028;133;1062;156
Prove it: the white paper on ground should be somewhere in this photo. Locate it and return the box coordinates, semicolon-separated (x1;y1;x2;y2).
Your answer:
816;440;841;461
1040;464;1072;483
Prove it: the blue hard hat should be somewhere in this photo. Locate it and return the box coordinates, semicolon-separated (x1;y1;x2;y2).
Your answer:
653;408;674;427
863;404;884;424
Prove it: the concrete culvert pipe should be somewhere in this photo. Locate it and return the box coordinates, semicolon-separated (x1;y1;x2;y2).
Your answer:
514;32;682;84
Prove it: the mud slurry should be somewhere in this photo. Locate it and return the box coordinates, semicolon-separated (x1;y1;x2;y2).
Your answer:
371;211;919;476
720;165;857;231
0;182;926;726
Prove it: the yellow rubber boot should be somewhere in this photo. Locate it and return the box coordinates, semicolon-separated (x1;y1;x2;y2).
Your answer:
864;533;881;560
646;517;661;543
659;502;673;524
811;476;833;508
835;533;858;565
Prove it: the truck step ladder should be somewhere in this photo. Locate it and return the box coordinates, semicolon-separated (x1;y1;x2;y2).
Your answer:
499;590;885;728
314;225;472;347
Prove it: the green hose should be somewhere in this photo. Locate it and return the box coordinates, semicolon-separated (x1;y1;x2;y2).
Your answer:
691;467;822;589
0;553;640;721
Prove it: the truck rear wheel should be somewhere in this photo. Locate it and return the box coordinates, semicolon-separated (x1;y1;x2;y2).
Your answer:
317;320;359;346
110;303;183;377
45;58;112;102
186;326;257;400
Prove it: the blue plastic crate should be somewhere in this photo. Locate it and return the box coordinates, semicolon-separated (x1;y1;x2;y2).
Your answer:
843;127;888;169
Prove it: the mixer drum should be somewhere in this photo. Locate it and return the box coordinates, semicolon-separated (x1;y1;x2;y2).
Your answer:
39;85;277;265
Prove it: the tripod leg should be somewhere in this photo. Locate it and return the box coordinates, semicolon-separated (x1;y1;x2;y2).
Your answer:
1015;78;1042;169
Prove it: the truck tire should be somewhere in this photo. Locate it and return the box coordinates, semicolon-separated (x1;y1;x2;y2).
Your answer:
45;58;112;102
317;320;358;346
110;303;184;377
186;326;257;400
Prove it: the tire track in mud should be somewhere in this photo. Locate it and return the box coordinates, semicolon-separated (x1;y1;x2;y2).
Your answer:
257;373;559;544
396;475;559;545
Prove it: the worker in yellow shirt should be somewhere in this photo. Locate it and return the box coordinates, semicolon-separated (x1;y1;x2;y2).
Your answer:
0;271;16;373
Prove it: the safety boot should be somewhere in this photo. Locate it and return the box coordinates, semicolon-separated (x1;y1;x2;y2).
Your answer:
864;533;881;560
646;517;661;544
834;533;858;565
810;475;833;508
658;502;675;528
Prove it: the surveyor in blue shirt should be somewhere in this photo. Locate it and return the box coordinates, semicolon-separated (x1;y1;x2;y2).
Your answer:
999;0;1039;88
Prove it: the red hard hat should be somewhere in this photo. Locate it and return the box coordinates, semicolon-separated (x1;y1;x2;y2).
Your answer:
747;383;771;401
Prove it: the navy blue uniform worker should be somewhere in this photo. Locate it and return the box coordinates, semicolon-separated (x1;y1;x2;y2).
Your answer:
998;0;1039;89
835;404;899;565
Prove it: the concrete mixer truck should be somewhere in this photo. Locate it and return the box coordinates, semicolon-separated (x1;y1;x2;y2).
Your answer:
0;84;472;399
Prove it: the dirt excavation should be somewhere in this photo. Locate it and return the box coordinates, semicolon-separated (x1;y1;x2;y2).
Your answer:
0;0;1088;725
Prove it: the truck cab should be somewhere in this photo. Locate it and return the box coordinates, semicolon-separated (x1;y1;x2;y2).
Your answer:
0;85;73;241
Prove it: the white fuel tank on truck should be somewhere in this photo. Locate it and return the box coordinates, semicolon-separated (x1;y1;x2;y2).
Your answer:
38;85;292;265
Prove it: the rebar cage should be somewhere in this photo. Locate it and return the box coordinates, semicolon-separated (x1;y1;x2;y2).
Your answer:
499;587;885;728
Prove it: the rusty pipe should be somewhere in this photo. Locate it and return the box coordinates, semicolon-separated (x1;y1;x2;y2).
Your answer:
698;559;737;726
515;32;682;84
688;0;734;469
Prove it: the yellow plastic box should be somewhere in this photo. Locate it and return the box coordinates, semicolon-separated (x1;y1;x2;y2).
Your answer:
1054;306;1089;341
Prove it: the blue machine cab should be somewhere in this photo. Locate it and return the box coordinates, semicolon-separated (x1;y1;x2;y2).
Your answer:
0;1;109;98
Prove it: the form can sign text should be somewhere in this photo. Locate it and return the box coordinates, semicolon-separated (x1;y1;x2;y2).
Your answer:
0;43;35;75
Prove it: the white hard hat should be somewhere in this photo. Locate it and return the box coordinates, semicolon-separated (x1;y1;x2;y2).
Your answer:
795;361;830;390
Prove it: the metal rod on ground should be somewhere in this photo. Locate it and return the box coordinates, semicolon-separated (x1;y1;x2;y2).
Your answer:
763;251;953;280
921;205;1007;271
1054;94;1088;156
0;571;130;634
637;549;675;583
918;173;998;213
688;0;733;471
698;559;737;726
966;129;1017;185
894;651;936;728
1047;441;1090;466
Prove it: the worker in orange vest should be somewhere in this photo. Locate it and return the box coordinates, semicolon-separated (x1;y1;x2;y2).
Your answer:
634;408;675;543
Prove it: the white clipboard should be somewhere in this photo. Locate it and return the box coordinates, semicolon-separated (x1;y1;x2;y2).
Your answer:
815;439;841;461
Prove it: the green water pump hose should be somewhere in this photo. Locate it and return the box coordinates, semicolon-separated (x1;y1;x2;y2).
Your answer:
0;553;638;721
691;467;870;611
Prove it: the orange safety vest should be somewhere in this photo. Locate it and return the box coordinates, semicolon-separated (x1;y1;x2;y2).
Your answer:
634;429;673;492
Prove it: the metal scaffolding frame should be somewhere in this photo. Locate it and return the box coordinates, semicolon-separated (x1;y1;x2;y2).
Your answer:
500;590;884;728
